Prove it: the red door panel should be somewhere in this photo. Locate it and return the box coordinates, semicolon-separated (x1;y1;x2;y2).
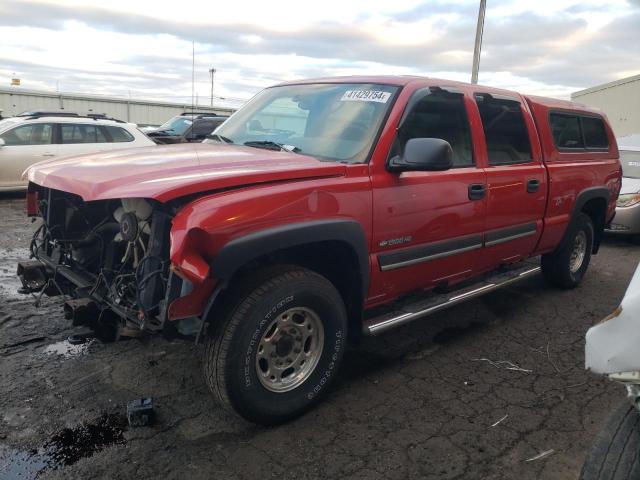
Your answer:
370;167;486;301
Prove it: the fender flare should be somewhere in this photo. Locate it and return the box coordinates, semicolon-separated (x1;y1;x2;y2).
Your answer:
210;219;370;299
562;187;610;253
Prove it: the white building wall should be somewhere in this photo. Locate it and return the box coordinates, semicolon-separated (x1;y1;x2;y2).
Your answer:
0;88;240;126
572;74;640;137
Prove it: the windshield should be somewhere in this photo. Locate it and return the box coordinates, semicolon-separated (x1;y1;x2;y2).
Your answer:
621;150;640;179
157;116;194;135
208;83;398;163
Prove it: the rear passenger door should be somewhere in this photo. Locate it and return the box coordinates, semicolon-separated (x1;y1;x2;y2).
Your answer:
58;123;112;156
473;93;547;271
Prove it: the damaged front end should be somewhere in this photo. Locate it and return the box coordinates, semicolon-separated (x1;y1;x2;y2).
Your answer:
18;186;209;340
586;263;640;409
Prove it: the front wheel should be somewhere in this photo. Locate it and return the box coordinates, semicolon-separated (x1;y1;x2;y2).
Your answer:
542;212;594;288
580;402;640;480
203;267;348;425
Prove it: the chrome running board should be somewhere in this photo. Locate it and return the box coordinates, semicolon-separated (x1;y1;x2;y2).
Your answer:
363;262;541;336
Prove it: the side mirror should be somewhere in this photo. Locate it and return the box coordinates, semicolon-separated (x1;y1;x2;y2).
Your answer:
0;138;5;148
388;138;453;172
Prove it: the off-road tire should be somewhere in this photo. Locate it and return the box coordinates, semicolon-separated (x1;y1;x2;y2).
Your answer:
541;212;594;288
203;267;348;425
580;402;640;480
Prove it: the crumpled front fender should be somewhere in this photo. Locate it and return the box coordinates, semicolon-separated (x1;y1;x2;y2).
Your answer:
586;263;640;374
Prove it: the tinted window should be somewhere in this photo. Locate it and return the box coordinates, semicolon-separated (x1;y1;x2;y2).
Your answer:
549;113;610;151
396;91;474;167
476;95;532;165
1;123;53;146
550;113;583;149
192;120;217;137
106;126;134;142
61;124;108;144
582;116;608;149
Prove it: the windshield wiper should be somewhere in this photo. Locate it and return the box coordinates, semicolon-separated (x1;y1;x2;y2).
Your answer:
243;140;300;153
207;133;234;144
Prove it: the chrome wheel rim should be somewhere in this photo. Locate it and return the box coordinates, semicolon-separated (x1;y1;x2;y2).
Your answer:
570;230;587;274
255;307;324;393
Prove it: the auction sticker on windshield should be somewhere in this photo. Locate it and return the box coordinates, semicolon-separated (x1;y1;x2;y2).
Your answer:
341;90;391;103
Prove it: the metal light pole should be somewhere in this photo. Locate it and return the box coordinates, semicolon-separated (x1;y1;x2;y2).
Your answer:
471;0;486;84
209;68;216;107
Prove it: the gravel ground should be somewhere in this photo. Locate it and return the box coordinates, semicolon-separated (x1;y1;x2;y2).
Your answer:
0;192;638;480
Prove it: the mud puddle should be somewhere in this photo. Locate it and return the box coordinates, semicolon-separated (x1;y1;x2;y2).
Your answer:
0;248;32;301
0;413;126;479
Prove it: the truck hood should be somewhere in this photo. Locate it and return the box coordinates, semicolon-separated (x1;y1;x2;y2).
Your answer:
26;143;346;202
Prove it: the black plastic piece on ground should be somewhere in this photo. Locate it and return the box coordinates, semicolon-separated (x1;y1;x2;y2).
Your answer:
126;398;155;427
67;333;95;345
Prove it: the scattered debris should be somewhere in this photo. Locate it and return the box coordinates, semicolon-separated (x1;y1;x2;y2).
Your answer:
525;449;555;462
127;398;155;427
67;333;96;345
491;414;509;427
43;339;96;359
472;357;532;373
546;342;562;374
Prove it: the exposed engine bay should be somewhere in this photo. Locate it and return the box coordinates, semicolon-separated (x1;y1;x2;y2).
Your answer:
21;188;177;338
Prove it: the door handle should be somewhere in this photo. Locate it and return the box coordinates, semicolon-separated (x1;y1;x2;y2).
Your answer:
41;153;55;157
527;179;540;193
468;183;486;200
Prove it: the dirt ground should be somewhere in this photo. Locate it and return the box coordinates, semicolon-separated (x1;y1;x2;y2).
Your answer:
0;192;637;480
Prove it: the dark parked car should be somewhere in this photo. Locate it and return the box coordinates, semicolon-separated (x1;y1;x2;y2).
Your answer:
145;112;228;144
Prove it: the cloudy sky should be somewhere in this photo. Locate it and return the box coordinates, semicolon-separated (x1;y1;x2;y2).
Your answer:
0;0;638;104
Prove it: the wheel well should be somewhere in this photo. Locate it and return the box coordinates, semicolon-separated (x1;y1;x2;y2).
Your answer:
224;241;365;342
581;197;607;253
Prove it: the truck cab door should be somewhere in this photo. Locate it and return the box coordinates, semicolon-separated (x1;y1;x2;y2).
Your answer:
369;87;487;302
473;93;547;271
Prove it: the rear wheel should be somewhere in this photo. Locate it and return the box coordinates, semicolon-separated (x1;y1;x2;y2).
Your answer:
203;267;348;425
580;402;640;480
542;212;594;288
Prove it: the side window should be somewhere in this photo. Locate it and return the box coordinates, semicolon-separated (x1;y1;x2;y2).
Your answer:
396;92;474;167
0;123;53;146
582;116;608;149
549;113;609;151
475;94;532;165
61;124;103;144
550;113;583;149
105;126;134;142
191;120;216;137
96;126;109;143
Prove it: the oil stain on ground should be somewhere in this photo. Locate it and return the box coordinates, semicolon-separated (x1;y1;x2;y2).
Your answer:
0;413;126;479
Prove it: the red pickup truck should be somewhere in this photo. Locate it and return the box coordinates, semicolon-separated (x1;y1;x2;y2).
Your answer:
19;76;621;424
